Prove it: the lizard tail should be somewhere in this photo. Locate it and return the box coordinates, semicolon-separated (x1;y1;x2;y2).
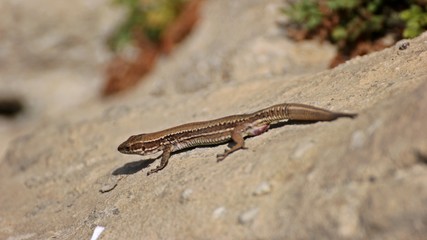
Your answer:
251;103;356;123
284;103;357;121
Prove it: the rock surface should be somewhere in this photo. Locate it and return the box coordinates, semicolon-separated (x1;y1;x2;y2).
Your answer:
1;0;427;240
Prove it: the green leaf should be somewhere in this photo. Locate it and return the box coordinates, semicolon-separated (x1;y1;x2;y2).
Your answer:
327;0;359;10
283;0;322;29
400;4;427;38
332;26;348;41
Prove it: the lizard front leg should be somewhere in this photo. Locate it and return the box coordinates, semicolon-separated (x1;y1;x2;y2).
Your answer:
147;145;172;175
216;123;270;162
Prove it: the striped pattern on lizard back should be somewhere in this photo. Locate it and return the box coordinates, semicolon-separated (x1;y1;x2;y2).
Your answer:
117;103;356;175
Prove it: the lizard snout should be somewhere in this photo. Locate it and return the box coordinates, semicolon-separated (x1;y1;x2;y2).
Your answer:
118;141;132;153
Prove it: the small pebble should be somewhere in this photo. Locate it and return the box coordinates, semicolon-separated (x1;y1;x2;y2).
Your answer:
90;226;105;240
180;188;193;203
398;41;410;50
350;130;365;149
291;141;314;159
212;206;226;219
238;208;259;225
252;181;272;196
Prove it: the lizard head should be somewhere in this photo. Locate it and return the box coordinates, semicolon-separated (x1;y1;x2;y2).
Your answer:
118;134;162;155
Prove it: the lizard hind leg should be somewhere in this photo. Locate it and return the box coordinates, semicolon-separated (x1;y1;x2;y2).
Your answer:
216;129;245;162
216;123;269;162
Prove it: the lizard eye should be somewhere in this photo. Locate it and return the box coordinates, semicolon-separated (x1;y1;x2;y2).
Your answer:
118;142;132;153
121;145;131;153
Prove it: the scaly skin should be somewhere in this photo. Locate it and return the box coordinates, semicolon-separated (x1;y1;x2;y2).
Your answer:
118;103;357;175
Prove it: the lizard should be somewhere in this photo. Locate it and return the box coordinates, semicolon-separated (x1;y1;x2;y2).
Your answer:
118;103;356;175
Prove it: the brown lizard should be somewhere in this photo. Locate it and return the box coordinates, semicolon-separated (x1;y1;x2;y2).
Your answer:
118;103;356;175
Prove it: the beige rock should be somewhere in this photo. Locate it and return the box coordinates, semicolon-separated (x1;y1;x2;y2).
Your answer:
1;0;427;239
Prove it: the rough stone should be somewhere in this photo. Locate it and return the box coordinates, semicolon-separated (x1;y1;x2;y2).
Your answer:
0;0;427;239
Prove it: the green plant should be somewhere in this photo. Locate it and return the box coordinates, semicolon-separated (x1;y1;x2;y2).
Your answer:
109;0;187;51
284;0;427;42
400;4;427;38
283;0;427;66
283;0;322;30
